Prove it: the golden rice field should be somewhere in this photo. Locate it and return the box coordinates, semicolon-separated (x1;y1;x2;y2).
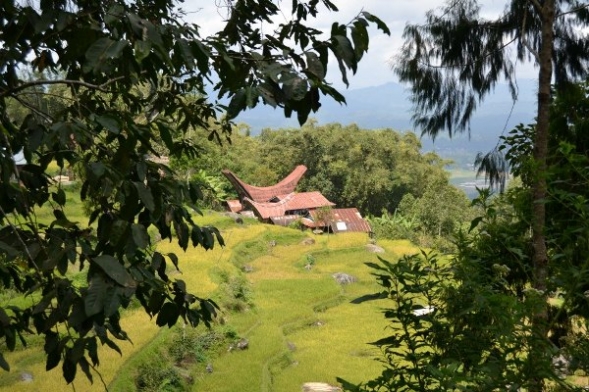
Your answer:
0;211;418;392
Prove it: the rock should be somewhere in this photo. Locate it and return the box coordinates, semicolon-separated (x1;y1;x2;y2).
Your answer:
236;338;249;350
301;238;316;245
365;244;385;253
287;341;297;351
243;265;254;273
206;363;213;373
304;263;313;271
19;372;33;383
302;382;342;392
332;272;357;285
268;240;277;247
225;212;244;224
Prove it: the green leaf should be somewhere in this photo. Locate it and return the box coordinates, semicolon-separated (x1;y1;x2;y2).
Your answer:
88;162;106;179
351;20;369;59
283;77;308;101
131;224;149;249
361;12;391;35
135;182;155;212
78;357;93;383
103;287;121;317
62;349;77;384
211;227;225;247
167;253;179;271
156;302;179;328
96;115;120;134
109;220;129;248
87;337;99;366
176;222;189;251
0;353;9;371
52;188;66;206
151;252;164;271
134;40;151;62
92;255;135;288
305;52;325;80
85;38;128;71
469;216;483;233
192;40;211;75
227;89;246;120
148;291;165;316
191;226;202;247
332;35;356;72
46;345;61;371
157;123;174;151
176;39;195;70
33;290;56;314
85;276;107;317
0;308;10;327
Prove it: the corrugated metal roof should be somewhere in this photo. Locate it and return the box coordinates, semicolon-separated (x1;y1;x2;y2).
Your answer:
270;215;300;226
310;208;371;233
222;165;307;203
226;199;243;213
244;191;334;220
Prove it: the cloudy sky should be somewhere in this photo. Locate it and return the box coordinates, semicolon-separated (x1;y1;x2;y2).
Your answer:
184;1;536;90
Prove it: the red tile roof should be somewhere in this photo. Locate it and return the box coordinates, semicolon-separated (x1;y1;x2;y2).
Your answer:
222;165;307;203
244;191;335;219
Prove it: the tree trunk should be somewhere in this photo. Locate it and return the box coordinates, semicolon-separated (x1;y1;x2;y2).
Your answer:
530;0;555;390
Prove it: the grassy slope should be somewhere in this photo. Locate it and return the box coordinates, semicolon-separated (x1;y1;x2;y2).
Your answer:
191;229;418;392
1;209;417;392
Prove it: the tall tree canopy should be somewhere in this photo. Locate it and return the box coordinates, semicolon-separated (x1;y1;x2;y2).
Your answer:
0;0;388;383
392;1;589;390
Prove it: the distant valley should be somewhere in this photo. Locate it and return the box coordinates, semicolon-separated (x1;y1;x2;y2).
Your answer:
234;79;537;195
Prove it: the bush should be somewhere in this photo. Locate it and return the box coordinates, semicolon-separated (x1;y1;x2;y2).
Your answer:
135;358;186;392
215;270;254;312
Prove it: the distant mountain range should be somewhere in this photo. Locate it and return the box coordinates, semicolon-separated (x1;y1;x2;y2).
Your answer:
235;79;538;166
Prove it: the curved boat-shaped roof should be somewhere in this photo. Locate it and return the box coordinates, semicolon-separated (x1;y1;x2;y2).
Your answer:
222;165;307;203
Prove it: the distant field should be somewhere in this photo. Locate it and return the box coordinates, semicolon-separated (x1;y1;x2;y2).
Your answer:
446;167;488;198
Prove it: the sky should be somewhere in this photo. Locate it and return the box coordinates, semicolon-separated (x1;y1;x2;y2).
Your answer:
183;0;537;90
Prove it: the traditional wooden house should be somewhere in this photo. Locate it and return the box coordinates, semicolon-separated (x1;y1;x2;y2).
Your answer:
223;165;371;233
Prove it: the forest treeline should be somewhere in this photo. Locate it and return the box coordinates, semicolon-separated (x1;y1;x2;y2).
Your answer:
172;121;473;248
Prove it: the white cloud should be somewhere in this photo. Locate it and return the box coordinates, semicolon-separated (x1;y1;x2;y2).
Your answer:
183;1;537;89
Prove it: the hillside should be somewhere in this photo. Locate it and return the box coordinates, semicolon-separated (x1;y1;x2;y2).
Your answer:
1;213;419;392
235;79;537;163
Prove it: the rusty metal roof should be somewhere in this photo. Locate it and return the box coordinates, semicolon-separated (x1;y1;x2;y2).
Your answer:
310;208;371;233
244;191;334;220
222;165;307;203
226;199;243;213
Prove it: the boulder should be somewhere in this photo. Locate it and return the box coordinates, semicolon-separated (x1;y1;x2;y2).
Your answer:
19;372;33;383
236;338;249;350
302;382;342;392
365;244;385;253
301;238;316;245
332;272;357;285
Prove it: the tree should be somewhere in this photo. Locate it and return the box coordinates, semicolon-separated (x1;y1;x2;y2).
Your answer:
0;0;388;383
394;1;589;390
